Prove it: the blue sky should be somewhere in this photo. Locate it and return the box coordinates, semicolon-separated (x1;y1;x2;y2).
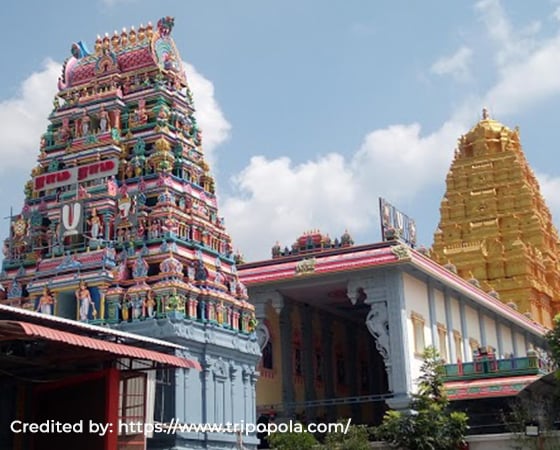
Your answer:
2;0;560;261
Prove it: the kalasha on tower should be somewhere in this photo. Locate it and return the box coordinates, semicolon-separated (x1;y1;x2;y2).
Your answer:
432;109;560;328
0;20;260;447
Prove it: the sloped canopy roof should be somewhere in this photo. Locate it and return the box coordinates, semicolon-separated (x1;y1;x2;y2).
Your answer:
0;320;200;370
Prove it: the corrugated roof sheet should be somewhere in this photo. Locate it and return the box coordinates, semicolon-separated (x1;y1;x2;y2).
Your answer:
0;320;201;371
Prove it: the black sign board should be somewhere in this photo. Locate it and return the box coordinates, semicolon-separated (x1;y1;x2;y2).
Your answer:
379;197;417;248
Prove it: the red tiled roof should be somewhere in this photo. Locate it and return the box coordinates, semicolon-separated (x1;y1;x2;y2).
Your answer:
0;320;201;371
118;48;156;71
0;303;183;350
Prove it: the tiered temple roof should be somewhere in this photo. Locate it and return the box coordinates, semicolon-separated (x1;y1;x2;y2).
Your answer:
432;108;560;328
0;17;255;333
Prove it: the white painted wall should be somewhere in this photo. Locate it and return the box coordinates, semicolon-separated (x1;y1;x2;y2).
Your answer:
400;271;541;367
402;273;431;383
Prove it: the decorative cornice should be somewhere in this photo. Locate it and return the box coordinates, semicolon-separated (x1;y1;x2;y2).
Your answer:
241;245;398;285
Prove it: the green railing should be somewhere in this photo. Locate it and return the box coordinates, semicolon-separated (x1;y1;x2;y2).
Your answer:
443;355;550;381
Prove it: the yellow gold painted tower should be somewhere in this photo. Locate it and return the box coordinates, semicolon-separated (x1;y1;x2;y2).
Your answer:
432;109;560;328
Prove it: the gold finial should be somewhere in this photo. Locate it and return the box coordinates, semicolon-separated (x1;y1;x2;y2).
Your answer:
482;107;490;120
95;35;103;55
129;26;137;45
111;30;120;50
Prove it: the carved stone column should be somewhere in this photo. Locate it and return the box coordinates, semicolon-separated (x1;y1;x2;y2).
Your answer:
300;303;316;412
345;322;361;421
347;270;412;410
176;349;192;423
202;356;214;424
229;362;238;423
320;313;335;420
250;370;258;425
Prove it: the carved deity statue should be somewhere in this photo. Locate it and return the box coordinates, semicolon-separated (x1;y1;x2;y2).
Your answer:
121;295;131;321
98;106;110;133
75;280;96;321
144;291;156;318
81;110;91;136
36;287;56;315
88;208;102;239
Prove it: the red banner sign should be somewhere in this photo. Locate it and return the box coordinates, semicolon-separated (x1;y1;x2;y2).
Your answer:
34;158;119;191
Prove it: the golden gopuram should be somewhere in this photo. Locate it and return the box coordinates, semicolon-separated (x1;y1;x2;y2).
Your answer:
432;108;560;328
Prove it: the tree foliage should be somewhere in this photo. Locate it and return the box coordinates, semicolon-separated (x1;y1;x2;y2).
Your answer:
323;422;373;450
545;314;560;377
374;346;469;450
267;426;318;450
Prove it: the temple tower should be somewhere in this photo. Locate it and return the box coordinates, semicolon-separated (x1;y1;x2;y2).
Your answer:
432;109;560;328
0;18;260;449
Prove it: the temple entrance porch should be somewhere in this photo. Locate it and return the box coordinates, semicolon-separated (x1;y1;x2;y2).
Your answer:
251;272;397;426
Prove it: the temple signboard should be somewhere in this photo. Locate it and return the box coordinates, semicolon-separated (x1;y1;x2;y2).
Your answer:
33;158;119;192
379;197;417;248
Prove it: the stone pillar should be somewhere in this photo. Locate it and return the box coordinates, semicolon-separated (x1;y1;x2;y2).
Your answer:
183;366;191;423
345;322;360;421
242;365;250;424
321;313;335;420
279;299;294;417
300;303;316;415
348;270;412;410
250;370;258;425
203;357;214;425
229;362;238;423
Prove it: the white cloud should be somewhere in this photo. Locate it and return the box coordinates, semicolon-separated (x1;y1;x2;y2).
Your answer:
483;35;560;116
183;62;231;168
223;1;560;261
221;154;368;261
537;173;560;224
221;118;468;261
475;0;540;67
554;6;560;22
0;59;60;172
99;0;135;6
431;47;473;81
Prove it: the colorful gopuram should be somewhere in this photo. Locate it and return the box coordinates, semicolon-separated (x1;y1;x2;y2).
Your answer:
432;108;560;328
0;17;260;449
